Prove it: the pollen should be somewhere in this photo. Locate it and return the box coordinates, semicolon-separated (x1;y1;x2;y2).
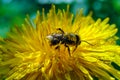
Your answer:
0;5;120;80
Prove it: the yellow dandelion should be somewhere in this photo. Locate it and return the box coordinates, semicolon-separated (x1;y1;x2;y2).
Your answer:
0;5;120;80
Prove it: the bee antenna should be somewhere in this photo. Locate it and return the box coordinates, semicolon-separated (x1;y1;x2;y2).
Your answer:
81;40;94;46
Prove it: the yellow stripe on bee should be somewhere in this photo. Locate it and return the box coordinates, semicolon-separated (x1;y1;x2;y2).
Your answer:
66;33;77;41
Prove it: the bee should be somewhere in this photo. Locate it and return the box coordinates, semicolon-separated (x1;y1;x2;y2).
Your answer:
46;28;92;56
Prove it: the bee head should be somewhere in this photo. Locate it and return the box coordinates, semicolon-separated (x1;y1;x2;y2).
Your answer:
46;35;54;41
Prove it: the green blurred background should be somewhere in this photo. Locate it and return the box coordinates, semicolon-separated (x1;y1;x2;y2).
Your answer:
0;0;120;39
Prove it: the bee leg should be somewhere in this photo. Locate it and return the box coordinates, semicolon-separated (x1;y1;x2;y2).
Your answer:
65;44;71;56
56;28;65;34
55;46;60;51
72;45;78;53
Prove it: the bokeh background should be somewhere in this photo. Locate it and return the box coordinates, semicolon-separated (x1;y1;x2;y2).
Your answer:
0;0;120;41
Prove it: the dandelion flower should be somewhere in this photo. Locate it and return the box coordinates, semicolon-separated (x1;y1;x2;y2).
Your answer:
0;5;120;80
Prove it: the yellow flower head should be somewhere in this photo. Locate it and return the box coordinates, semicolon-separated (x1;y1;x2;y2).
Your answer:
0;5;120;80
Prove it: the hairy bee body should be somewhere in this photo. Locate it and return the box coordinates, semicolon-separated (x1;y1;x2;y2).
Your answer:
47;28;81;55
63;33;81;46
